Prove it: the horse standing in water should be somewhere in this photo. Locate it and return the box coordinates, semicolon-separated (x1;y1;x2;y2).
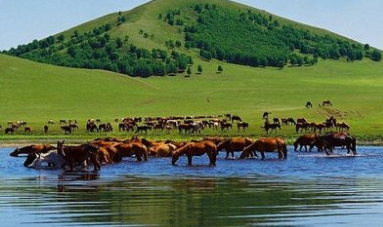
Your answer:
294;133;317;152
314;132;357;155
172;140;217;166
216;137;256;159
241;137;287;159
10;144;56;166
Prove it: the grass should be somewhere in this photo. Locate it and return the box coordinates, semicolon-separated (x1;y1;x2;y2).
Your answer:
1;53;383;144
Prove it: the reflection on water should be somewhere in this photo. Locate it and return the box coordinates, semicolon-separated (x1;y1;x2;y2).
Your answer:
1;146;383;226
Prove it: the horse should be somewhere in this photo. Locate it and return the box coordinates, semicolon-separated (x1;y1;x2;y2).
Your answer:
281;118;296;126
57;140;101;171
10;144;57;167
237;122;249;132
220;122;232;132
216;137;256;159
306;101;313;108
336;122;350;131
5;127;14;134
293;133;317;152
24;127;31;133
135;125;152;134
148;143;177;157
61;125;72;134
262;112;271;119
314;132;357;155
43;125;49;133
231;115;242;123
113;142;148;162
262;122;281;134
321;100;332;107
295;122;309;133
240;137;287;159
172;140;217;166
28;150;65;169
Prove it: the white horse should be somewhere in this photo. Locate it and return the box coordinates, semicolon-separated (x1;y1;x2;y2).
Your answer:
28;150;65;169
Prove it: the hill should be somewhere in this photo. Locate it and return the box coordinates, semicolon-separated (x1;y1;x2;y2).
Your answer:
3;0;381;77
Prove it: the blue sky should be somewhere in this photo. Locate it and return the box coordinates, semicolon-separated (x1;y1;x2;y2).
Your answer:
0;0;382;51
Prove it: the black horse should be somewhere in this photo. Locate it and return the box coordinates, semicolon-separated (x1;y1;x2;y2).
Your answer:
315;132;356;155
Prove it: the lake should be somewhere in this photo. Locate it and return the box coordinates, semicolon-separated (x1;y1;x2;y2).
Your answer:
1;146;383;227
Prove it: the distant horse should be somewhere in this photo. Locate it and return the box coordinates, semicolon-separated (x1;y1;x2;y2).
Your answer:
24;127;31;133
43;125;49;133
321;100;332;107
262;112;272;119
295;122;309;133
5;127;14;134
281;118;296;126
61;125;72;134
98;123;113;132
135;125;152;134
172;140;217;166
293;133;317;152
237;122;249;131
231;115;242;123
113;142;148;162
220;122;232;132
306;101;313;108
241;137;287;159
216;137;256;159
59;120;67;124
262;122;281;134
314;132;356;155
57;140;101;171
336;122;350;131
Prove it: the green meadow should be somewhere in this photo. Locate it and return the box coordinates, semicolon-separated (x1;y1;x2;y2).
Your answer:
1;53;383;143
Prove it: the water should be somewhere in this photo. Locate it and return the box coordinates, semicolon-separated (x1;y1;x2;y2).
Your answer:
1;146;383;227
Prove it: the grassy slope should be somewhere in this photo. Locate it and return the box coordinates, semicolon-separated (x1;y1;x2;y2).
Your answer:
1;53;383;141
1;0;382;141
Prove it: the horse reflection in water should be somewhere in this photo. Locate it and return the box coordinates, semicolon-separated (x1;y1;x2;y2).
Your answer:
57;171;100;193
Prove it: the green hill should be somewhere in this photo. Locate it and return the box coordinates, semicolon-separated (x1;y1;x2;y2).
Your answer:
3;0;381;77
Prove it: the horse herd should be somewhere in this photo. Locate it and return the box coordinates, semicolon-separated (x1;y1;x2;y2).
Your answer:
9;131;357;171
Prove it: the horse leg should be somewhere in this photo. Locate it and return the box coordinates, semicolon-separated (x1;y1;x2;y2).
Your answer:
260;152;265;160
187;155;193;166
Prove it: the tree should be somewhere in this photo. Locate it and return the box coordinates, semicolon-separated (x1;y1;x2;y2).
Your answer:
116;38;123;48
197;65;203;74
217;65;223;73
371;49;382;61
187;67;192;76
57;34;65;42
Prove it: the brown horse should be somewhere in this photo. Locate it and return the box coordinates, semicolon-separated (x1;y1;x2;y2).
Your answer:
262;122;281;134
294;133;317;152
172;140;217;166
10;144;56;167
314;132;356;155
241;137;287;159
113;142;148;162
57;140;101;171
216;137;256;159
149;143;177;157
322;100;332;106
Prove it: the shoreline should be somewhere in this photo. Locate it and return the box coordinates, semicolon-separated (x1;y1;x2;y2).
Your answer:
1;137;383;148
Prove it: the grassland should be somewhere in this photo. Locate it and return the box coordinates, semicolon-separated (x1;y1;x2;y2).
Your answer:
1;53;383;144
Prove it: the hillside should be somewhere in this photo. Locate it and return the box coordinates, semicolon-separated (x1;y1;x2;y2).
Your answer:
1;52;383;140
3;0;381;77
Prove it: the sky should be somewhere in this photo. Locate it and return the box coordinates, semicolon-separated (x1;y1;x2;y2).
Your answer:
0;0;382;51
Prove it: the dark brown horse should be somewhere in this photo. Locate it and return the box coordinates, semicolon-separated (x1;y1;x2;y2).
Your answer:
172;140;217;166
216;137;256;159
314;132;357;155
57;140;101;171
262;122;281;134
321;100;332;107
237;122;249;131
241;137;287;159
293;133;317;152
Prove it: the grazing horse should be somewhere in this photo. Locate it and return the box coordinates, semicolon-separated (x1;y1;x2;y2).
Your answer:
24;127;31;133
262;122;281;134
306;101;313;108
216;137;256;159
321;100;332;107
295;122;309;133
61;125;72;134
172;140;217;166
293;133;317;152
241;137;287;159
281;118;296;126
231;115;242;123
336;122;350;131
57;140;101;171
135;125;152;134
237;122;249;131
5;127;14;134
113;142;148;162
314;132;357;155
